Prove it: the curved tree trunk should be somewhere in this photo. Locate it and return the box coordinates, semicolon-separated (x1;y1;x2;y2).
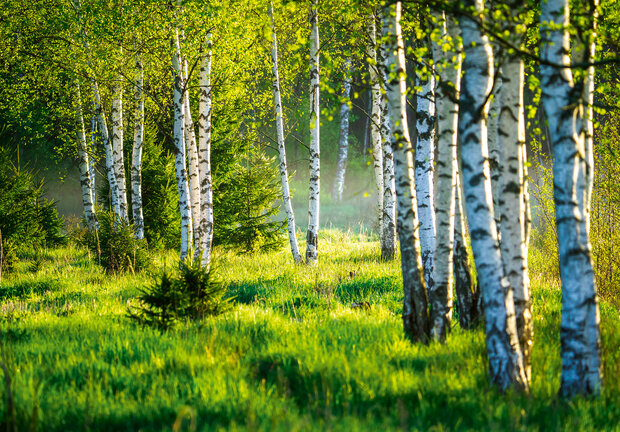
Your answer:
172;29;193;262
131;42;145;240
540;0;601;397
458;0;527;392
382;1;430;344
198;33;215;269
75;81;98;231
306;0;320;265
332;58;352;203
269;3;302;264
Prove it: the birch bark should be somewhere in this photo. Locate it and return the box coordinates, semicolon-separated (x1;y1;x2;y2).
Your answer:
198;33;215;269
111;68;128;219
332;58;352;203
458;0;527;391
382;2;430;343
269;3;302;264
75;81;98;231
540;0;601;396
131;43;145;240
172;29;193;262
306;0;320;265
429;11;460;341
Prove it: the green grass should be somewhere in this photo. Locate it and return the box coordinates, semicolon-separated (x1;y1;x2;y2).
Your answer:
0;231;619;431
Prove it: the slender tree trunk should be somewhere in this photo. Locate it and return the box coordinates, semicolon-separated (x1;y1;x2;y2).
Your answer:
458;0;527;391
306;0;320;265
540;0;601;397
496;9;533;382
415;47;437;319
89;113;97;204
487;75;501;237
75;81;98;231
429;11;460;341
453;170;479;329
92;82;120;216
332;58;352;203
269;3;302;264
367;14;384;235
377;27;396;260
111;67;128;219
172;29;193;262
382;2;430;343
131;42;145;240
198;33;215;269
184;59;202;259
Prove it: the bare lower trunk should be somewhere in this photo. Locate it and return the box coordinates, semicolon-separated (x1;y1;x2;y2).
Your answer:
487;75;501;237
75;81;98;230
332;59;352;203
458;0;527;391
111;70;128;219
269;3;302;264
172;29;192;262
131;43;145;240
89;114;97;204
198;33;215;269
540;0;601;397
306;0;320;265
382;2;430;343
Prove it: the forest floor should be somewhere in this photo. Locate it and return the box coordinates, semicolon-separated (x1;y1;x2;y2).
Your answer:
0;230;619;431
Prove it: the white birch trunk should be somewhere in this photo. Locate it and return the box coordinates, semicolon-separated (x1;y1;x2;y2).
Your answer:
89;113;97;204
382;2;430;343
269;3;302;264
415;53;437;311
540;0;601;396
488;75;501;237
75;81;98;231
172;29;193;262
306;0;320;265
367;14;384;234
429;12;460;341
198;33;215;269
184;59;202;259
497;24;533;382
111;68;128;219
458;0;527;391
131;43;145;240
332;58;352;203
92;82;120;216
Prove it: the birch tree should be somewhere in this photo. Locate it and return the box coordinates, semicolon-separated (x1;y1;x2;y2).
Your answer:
332;58;352;203
269;2;302;264
458;0;527;391
306;0;320;265
131;42;145;240
75;81;98;230
111;65;128;219
540;0;602;396
197;32;215;269
382;1;429;343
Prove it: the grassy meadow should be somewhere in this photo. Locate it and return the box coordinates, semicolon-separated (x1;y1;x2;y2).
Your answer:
0;227;619;431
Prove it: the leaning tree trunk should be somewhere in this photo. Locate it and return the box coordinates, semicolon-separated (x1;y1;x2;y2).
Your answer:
428;11;460;341
111;69;128;219
367;13;384;236
92;81;120;216
415;43;436;299
458;0;527;392
377;28;396;260
496;5;533;382
540;0;602;397
269;3;302;264
382;1;430;344
306;0;320;265
184;59;202;260
75;81;98;231
172;29;193;262
131;42;145;240
198;32;215;269
332;58;352;203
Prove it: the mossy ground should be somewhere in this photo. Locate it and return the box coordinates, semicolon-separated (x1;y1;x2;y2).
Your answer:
0;229;619;431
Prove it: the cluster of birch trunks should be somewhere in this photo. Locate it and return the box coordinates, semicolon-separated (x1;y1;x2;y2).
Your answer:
73;0;601;397
270;0;602;397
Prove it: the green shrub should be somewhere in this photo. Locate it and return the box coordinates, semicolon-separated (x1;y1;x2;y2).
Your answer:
0;236;18;276
129;260;232;330
81;210;150;274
